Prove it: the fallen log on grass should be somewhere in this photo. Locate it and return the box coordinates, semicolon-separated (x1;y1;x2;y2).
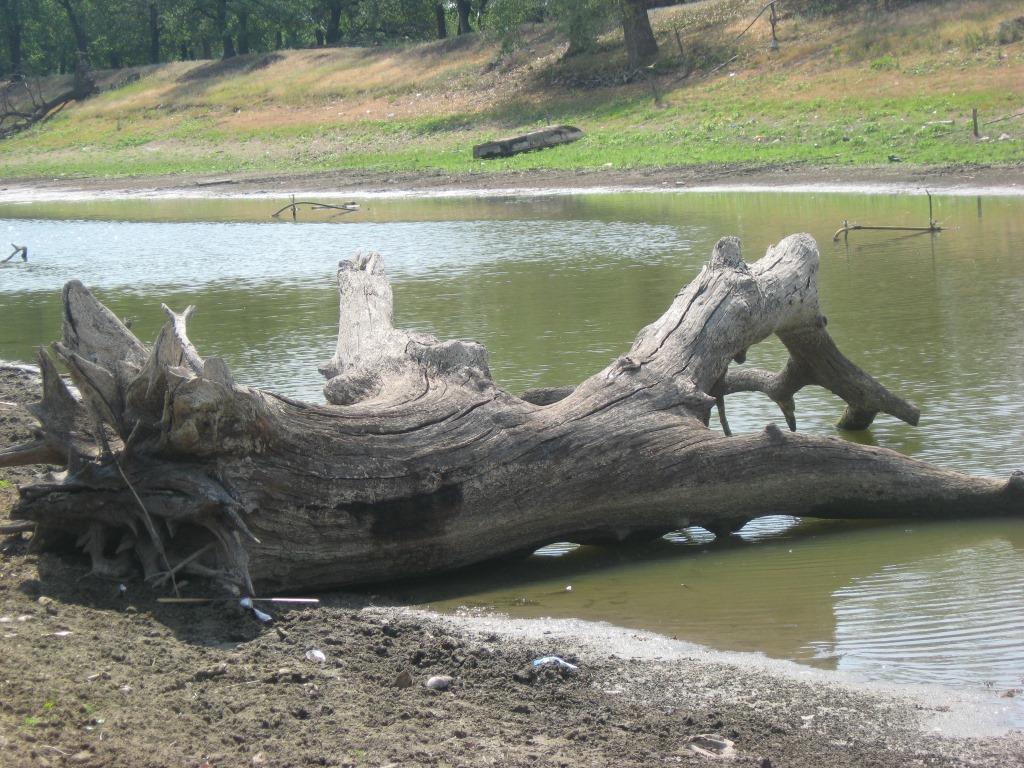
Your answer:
4;234;1021;595
473;125;584;159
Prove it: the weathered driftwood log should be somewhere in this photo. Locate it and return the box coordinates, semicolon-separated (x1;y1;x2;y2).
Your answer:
473;125;584;159
5;235;1022;595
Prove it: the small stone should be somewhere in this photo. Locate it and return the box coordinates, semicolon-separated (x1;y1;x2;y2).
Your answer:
425;675;453;691
252;752;269;766
998;133;1011;141
304;649;326;664
70;751;92;763
37;596;54;606
393;669;413;689
687;734;737;759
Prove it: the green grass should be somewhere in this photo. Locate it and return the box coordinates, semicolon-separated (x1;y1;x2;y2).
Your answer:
1;0;1021;180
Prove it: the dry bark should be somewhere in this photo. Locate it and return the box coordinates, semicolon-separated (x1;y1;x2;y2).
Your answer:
5;234;1021;594
472;126;585;159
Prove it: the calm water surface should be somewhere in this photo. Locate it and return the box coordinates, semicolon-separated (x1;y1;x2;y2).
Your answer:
2;192;1022;714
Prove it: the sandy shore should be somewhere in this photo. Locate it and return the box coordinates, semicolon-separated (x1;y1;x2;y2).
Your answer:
2;364;1023;767
1;163;1022;202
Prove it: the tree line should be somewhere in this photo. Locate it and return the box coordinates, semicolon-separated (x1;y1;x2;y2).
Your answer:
0;0;673;77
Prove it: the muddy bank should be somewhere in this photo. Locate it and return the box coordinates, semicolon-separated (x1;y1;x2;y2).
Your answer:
0;163;1022;202
2;366;1023;767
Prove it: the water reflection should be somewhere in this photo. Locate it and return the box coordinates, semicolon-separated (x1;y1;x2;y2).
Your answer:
832;540;1024;688
405;517;1024;723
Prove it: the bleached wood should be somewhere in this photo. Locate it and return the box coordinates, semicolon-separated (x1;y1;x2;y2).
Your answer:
6;235;1021;593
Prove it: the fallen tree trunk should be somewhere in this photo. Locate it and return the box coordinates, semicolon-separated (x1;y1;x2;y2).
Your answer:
5;235;1022;594
472;125;584;159
0;56;96;139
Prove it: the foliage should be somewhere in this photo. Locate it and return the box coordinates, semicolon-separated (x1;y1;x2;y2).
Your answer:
484;0;617;56
1;0;642;75
551;0;618;56
0;0;446;75
481;0;543;52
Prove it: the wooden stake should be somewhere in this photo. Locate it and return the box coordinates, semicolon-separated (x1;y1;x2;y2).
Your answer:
972;108;979;138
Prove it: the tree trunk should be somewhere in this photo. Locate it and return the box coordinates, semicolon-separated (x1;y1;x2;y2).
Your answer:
5;236;1021;595
149;2;160;64
57;0;90;56
237;9;249;55
217;0;235;59
1;0;23;73
326;2;343;45
620;0;658;67
456;0;472;35
434;3;447;39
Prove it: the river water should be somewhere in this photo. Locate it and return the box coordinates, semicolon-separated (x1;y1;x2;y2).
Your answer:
1;191;1022;716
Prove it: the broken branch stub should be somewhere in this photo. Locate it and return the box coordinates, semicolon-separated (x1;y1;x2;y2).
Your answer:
6;235;1021;594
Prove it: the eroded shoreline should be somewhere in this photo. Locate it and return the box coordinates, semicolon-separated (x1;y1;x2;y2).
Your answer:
1;163;1022;204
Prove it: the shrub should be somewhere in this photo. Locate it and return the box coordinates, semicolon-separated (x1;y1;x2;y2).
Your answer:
996;16;1024;45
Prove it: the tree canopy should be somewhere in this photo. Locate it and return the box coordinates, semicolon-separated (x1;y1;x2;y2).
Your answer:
1;0;465;74
0;0;667;75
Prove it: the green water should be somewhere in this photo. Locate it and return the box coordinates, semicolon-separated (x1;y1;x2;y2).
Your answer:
2;191;1022;708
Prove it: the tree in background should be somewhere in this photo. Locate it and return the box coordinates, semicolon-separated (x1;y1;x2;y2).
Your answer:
455;0;473;34
484;0;648;61
434;2;447;38
56;0;91;57
0;0;667;77
0;0;24;73
619;0;656;66
552;0;616;57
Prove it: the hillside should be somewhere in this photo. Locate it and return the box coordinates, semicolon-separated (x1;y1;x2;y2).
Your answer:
1;0;1022;182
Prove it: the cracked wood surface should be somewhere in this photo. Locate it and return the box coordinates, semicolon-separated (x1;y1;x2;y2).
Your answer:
5;234;1021;593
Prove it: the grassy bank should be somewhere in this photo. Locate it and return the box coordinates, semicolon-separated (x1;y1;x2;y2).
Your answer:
1;0;1022;181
